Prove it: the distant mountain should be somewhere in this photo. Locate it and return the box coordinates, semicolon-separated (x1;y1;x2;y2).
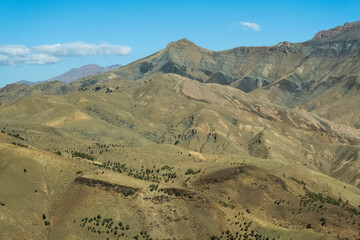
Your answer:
16;64;122;86
16;80;42;86
47;64;122;84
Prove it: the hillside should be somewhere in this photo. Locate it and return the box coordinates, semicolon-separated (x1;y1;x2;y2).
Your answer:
0;22;360;240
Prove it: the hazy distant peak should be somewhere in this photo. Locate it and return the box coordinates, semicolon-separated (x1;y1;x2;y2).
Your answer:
104;64;122;71
48;63;122;84
312;21;360;40
16;80;40;86
77;64;102;69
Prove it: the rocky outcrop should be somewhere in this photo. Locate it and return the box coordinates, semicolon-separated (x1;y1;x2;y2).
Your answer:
312;21;360;40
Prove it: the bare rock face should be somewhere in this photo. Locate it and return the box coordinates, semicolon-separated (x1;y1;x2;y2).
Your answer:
312;21;360;40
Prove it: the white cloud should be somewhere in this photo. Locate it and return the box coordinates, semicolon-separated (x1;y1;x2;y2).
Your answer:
0;54;9;64
14;54;59;65
34;42;131;57
0;41;131;65
0;45;30;56
234;21;261;31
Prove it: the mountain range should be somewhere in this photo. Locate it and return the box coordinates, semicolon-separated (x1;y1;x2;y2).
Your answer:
0;21;360;240
102;21;360;128
15;64;122;86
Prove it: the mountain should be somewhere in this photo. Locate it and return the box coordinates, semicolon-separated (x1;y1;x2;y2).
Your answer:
16;80;42;86
14;64;123;86
47;64;122;84
83;22;359;128
0;22;360;240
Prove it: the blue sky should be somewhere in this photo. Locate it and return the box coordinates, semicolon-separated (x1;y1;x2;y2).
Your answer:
0;0;359;86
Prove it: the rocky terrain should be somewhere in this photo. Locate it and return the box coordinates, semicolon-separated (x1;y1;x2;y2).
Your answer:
312;21;360;40
0;22;360;240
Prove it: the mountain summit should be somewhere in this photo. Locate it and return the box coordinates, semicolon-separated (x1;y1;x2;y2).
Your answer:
167;38;197;47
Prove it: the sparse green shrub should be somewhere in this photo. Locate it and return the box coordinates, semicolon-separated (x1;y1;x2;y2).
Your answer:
72;151;95;161
291;177;306;186
218;200;235;209
300;190;360;215
124;189;134;196
102;161;161;182
184;168;201;175
94;86;101;92
161;165;173;171
162;172;177;182
8;133;24;140
320;217;326;226
149;184;159;192
12;142;28;147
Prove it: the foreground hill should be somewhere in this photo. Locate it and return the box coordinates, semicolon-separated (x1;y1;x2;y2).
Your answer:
0;22;360;239
1;73;360;239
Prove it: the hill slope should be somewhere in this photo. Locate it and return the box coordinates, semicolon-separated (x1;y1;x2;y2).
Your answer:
1;73;360;239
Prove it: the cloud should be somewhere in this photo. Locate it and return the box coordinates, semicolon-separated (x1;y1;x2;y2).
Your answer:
234;21;261;31
14;54;59;65
0;55;9;63
0;41;131;65
34;42;131;57
0;45;30;56
0;54;9;65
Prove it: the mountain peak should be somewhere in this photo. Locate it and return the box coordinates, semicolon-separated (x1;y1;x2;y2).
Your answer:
81;64;101;68
167;38;197;48
175;38;194;44
312;21;360;40
48;64;121;84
